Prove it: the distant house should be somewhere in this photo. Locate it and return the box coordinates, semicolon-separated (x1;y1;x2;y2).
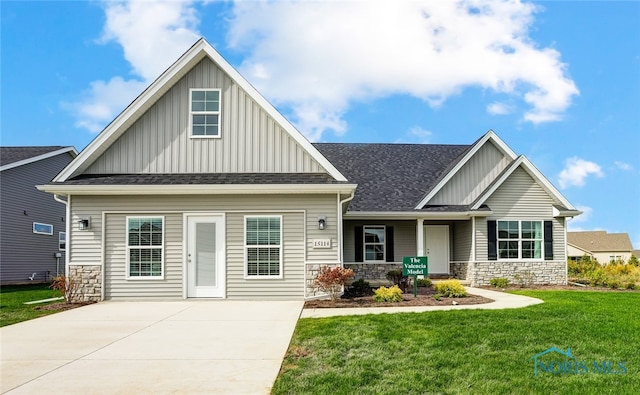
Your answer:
0;146;77;284
39;39;581;301
567;231;635;263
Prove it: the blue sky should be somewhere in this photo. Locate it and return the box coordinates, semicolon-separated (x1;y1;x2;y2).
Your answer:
2;1;639;248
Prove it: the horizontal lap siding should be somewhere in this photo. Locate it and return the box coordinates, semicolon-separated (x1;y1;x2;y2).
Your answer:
478;167;565;260
71;194;338;300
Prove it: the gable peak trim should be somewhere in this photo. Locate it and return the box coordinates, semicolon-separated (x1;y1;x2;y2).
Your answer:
0;146;77;172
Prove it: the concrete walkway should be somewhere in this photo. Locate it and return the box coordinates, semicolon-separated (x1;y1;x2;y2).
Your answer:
300;287;543;318
1;300;303;395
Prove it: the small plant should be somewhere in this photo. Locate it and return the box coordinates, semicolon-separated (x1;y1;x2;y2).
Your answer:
50;275;81;303
434;280;467;298
386;269;404;285
373;285;403;302
433;294;442;301
628;255;639;267
489;277;509;288
347;278;373;297
417;278;432;288
314;266;355;301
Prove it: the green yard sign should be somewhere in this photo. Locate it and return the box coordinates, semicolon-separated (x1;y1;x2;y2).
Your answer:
402;256;428;298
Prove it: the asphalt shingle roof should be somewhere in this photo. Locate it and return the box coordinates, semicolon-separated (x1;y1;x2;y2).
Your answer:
567;231;634;253
313;143;470;212
0;146;66;167
61;173;346;185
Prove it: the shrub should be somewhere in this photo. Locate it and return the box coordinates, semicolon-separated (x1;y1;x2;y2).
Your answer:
373;285;403;302
434;280;467;298
489;277;509;288
568;255;600;277
417;278;432;288
433;294;442;301
50;275;81;303
628;255;639;267
314;266;355;301
386;269;404;285
347;278;373;297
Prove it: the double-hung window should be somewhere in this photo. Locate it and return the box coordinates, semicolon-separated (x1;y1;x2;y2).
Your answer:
127;217;164;278
497;220;543;259
190;89;221;137
364;225;385;262
245;216;282;277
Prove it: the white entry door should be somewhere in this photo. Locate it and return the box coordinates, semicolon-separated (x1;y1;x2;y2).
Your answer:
424;225;450;275
187;215;225;298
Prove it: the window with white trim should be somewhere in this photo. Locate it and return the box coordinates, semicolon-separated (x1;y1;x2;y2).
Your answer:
245;216;282;277
59;232;66;251
33;222;53;235
364;225;385;261
497;220;543;259
127;217;164;278
190;89;220;137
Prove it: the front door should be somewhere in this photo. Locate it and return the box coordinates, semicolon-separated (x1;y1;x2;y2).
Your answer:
187;215;225;298
424;225;450;275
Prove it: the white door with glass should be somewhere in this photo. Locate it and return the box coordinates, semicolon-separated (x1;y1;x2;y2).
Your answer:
187;215;225;298
424;225;450;274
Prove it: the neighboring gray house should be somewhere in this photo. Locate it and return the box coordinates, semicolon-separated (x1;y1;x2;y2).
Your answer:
1;146;77;284
39;38;580;301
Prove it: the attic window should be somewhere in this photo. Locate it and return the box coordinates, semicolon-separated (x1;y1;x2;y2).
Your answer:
190;89;220;138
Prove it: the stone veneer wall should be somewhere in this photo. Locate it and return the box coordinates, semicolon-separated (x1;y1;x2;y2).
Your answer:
69;265;102;302
470;261;567;286
344;263;403;281
450;262;469;280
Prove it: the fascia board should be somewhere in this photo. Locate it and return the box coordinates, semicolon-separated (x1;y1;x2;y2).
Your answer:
343;210;492;220
471;155;577;211
55;38;347;183
1;147;78;172
414;130;517;209
37;183;358;196
567;243;592;255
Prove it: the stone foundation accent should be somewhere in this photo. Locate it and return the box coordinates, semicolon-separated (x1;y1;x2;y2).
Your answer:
69;265;102;302
344;263;403;281
470;261;567;286
450;262;469;280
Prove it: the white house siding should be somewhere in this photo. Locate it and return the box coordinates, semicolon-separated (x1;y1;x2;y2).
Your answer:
430;142;510;205
471;167;567;285
70;194;339;300
84;58;325;175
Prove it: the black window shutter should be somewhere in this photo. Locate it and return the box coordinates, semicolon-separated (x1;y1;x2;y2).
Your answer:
488;220;497;261
386;226;394;262
354;226;363;262
544;220;553;260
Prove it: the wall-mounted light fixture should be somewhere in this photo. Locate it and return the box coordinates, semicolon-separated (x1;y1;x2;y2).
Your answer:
318;216;327;230
78;217;91;231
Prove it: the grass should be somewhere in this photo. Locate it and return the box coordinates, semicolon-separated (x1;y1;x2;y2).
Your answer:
0;283;64;327
273;290;640;395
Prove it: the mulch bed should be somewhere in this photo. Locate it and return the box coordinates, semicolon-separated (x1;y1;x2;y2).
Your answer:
35;301;96;312
304;286;493;309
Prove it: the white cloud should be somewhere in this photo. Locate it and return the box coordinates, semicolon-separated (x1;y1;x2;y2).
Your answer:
558;157;604;189
67;0;200;133
227;0;579;140
395;126;433;144
487;102;512;115
614;161;633;171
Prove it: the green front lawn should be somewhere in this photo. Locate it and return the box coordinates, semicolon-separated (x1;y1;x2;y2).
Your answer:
273;291;640;394
0;283;63;327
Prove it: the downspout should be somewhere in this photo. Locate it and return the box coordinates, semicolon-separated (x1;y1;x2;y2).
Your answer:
338;191;356;265
54;194;70;277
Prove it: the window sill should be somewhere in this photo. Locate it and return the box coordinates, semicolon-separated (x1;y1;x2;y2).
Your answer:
244;275;283;280
125;276;165;281
190;135;221;139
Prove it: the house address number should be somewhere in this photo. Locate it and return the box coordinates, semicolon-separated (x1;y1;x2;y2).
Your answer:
312;239;332;249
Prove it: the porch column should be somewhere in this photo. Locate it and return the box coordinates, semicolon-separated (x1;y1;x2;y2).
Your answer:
416;219;425;256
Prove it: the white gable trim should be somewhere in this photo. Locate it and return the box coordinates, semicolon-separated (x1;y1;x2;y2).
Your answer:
1;147;77;172
414;130;517;209
470;155;578;212
55;38;347;182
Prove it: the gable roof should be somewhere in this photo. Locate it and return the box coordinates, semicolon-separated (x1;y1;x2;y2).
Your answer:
470;155;580;215
0;146;77;172
54;38;346;183
568;231;634;253
313;142;469;212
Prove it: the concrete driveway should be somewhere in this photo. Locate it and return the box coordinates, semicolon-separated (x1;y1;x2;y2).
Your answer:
1;300;303;394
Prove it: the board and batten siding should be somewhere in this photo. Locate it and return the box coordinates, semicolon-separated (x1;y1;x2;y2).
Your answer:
84;58;325;175
343;220;416;263
476;167;566;260
70;194;339;299
430;142;510;205
0;153;73;283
